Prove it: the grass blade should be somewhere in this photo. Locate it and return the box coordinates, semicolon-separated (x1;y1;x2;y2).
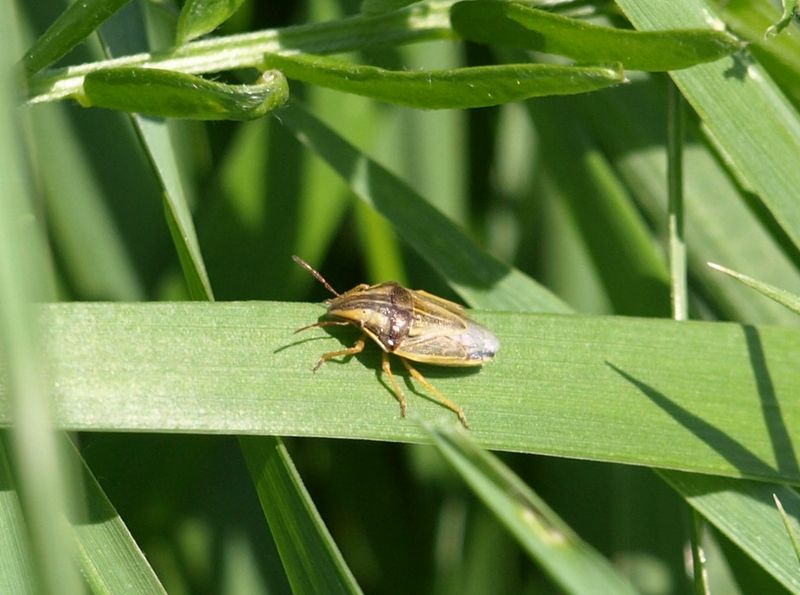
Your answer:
240;437;363;595
10;302;800;484
425;424;637;595
708;262;800;316
277;102;570;313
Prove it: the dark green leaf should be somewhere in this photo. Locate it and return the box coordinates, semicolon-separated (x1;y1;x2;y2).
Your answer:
80;67;288;120
176;0;245;45
22;0;131;74
450;1;743;71
263;53;623;108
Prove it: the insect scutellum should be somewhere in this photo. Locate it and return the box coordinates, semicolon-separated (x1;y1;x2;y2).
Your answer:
292;255;500;428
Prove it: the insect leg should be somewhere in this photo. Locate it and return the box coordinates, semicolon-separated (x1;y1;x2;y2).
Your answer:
381;352;407;418
312;334;366;372
400;359;469;428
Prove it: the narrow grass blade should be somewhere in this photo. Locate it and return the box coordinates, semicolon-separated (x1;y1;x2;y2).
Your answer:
277;102;570;313
661;472;800;593
450;1;741;71
616;0;800;253
240;437;362;595
9;302;800;484
425;424;637;595
765;0;799;38
773;494;800;569
708;262;800;316
21;0;130;74
264;53;623;108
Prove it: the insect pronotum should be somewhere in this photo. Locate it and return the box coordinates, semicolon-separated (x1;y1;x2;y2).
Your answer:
292;255;499;427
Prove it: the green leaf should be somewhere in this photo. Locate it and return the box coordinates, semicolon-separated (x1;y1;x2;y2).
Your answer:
79;67;288;120
21;0;131;74
176;0;245;45
277;103;570;313
450;1;743;71
615;0;800;254
425;425;638;595
9;302;800;485
708;262;800;316
263;53;623;108
240;437;362;595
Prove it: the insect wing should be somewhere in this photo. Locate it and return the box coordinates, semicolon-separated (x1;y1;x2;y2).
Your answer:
396;291;499;366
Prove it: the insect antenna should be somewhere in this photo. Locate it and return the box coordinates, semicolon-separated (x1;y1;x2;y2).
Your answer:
292;255;340;297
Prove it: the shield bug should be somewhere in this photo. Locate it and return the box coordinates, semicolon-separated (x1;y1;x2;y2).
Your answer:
292;255;499;427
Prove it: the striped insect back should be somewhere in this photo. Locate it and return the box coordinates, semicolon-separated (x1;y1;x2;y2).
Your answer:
292;256;499;427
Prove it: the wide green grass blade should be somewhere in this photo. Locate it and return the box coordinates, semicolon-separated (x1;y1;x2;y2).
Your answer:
263;53;624;108
6;302;797;485
277;103;570;313
240;437;362;595
661;472;800;592
425;425;637;595
615;0;800;253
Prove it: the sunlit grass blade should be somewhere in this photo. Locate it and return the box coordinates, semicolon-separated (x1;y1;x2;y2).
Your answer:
277;102;570;313
616;0;800;253
708;262;800;316
424;424;637;595
240;437;362;595
13;302;800;484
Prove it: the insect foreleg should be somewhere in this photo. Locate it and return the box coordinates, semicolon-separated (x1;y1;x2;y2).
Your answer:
312;334;366;372
400;359;469;428
381;352;407;418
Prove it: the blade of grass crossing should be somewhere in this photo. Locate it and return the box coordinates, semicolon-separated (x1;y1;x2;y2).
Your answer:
240;437;362;595
276;102;571;313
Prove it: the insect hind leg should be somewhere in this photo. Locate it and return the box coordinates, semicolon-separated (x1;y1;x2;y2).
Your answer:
381;352;407;418
312;334;366;372
400;359;469;428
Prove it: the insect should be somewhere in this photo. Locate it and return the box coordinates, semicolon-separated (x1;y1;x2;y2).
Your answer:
292;255;499;428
